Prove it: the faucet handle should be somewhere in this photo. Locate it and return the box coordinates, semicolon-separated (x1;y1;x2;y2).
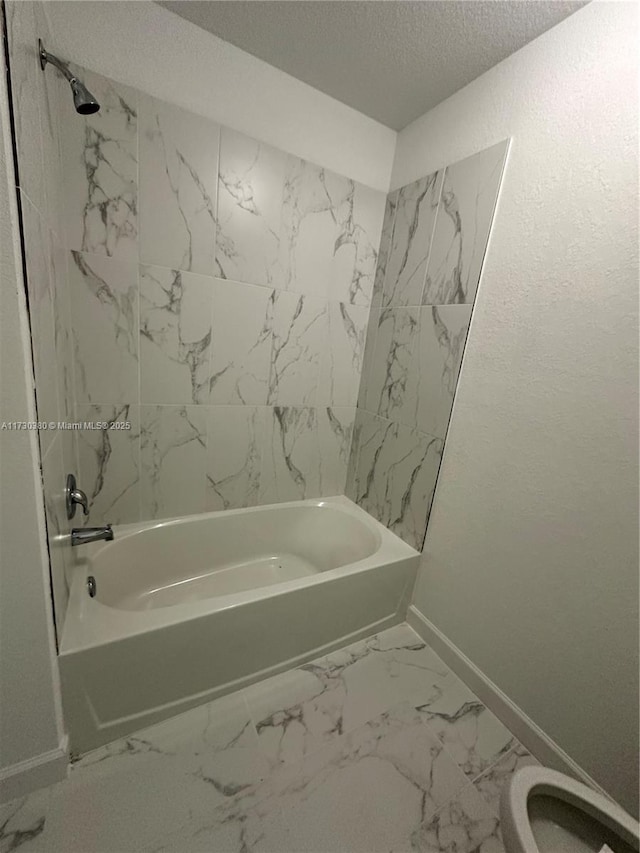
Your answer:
65;473;89;519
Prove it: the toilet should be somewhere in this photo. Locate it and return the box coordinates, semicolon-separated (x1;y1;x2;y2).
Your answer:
501;766;639;853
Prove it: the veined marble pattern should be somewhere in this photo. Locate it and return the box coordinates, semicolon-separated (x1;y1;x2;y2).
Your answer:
69;251;138;405
267;292;327;406
140;405;206;519
423;141;508;306
40;435;70;637
405;305;472;439
216;128;285;286
139;95;219;276
61;67;138;263
209;280;273;406
371;189;398;309
76;403;140;526
259;407;354;504
348;410;442;550
474;744;540;815
357;307;379;410
383;170;443;308
0;786;50;853
139;265;213;405
20;196;60;457
280;157;384;305
206;406;265;511
12;624;540;853
245;624;451;767
318;301;369;407
366;307;419;421
416;781;504;853
50;240;74;423
415;674;516;780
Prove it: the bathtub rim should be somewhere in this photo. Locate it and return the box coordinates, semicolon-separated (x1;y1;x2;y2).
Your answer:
60;495;418;656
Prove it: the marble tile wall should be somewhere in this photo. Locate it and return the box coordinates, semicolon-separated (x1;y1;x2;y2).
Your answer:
347;141;509;550
6;0;76;638
15;51;386;558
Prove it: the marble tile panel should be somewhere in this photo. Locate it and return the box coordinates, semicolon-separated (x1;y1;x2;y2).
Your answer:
0;786;51;853
259;406;352;504
6;0;46;213
68;251;138;405
139;405;206;520
404;304;472;438
40;434;70;641
139;94;219;275
318;302;369;407
259;407;320;504
209;280;273;406
349;411;443;550
267;291;327;406
474;744;540;815
205;406;265;511
423;141;508;305
366;306;419;421
356;309;379;411
416;673;517;781
61;67;138;263
50;238;75;423
76;403;140;526
383;170;442;307
245;624;451;767
371;189;398;309
216;128;286;286
139;265;213;405
280;157;384;305
20;195;59;458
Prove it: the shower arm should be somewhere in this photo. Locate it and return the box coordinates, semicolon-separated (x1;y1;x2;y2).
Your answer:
38;39;75;83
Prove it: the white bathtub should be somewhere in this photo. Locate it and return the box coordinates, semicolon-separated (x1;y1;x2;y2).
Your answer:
59;496;419;755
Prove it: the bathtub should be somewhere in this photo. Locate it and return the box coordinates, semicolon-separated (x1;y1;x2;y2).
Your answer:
59;496;419;756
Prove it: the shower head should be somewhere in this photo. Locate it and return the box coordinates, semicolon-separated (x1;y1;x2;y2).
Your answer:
38;39;100;115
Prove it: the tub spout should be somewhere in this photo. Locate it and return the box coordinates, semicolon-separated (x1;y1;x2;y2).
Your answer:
71;525;114;546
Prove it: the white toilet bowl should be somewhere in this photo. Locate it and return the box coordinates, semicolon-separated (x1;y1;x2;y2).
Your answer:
501;766;639;853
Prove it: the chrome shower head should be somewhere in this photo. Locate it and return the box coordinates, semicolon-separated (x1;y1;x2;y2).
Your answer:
38;39;100;115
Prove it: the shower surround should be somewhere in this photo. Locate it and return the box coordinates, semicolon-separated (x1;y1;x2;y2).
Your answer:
347;141;509;550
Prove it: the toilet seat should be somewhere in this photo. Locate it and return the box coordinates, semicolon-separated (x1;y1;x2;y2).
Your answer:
500;766;639;853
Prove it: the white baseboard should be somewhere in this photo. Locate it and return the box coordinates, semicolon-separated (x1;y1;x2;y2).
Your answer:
406;605;609;798
0;737;69;803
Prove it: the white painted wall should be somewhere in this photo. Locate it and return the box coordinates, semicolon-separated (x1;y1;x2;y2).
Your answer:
403;1;639;815
45;1;396;192
0;30;66;799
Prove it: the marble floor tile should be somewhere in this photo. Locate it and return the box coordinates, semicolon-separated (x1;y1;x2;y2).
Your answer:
47;693;269;853
414;781;504;853
474;743;540;815
0;788;50;853
245;624;452;768
149;703;468;853
416;673;517;781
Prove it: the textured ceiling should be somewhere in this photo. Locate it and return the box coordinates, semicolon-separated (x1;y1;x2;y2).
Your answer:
158;0;587;130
